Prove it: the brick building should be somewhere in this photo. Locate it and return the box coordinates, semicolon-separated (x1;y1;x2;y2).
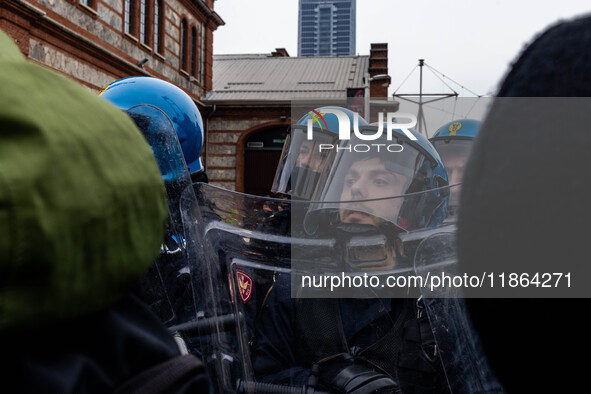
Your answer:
0;0;223;102
203;43;397;196
1;3;395;197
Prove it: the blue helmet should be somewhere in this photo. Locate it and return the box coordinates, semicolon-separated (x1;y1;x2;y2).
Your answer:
272;106;369;199
99;76;205;176
431;118;480;140
295;106;368;131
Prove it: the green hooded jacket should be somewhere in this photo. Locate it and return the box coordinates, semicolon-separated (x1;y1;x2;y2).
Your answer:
0;29;168;331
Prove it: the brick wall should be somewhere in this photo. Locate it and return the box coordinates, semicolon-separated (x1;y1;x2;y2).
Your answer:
205;107;291;191
0;0;221;99
369;42;390;98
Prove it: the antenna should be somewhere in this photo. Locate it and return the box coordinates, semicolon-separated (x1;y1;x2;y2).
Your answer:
392;59;461;136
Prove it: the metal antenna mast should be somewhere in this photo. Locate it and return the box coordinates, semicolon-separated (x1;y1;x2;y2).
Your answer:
392;59;458;137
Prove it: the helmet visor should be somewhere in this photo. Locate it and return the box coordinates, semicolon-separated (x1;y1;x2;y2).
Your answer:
305;134;448;233
271;126;338;199
431;139;473;215
430;139;473;186
126;104;195;326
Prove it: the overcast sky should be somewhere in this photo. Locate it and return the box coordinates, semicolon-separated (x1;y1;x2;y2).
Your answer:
212;0;590;97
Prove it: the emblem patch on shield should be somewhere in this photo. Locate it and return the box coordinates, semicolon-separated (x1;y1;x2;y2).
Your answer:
236;270;253;303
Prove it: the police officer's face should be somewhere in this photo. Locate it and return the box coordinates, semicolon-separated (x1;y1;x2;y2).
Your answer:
339;157;408;226
444;156;468;186
441;154;468;208
295;140;327;172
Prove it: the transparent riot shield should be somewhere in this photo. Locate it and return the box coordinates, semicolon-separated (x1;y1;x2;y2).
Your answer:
180;183;306;393
414;231;505;394
183;183;474;393
126;104;196;327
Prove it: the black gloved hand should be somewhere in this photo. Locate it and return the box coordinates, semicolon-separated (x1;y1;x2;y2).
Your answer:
316;354;399;394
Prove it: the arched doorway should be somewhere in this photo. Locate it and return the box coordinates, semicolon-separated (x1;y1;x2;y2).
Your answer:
243;127;288;197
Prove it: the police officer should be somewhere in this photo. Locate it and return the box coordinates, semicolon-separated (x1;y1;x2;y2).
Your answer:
253;125;452;394
260;106;364;237
272;106;365;201
100;77;207;327
429;119;480;219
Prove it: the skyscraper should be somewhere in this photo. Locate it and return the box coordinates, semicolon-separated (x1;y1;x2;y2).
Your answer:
298;0;356;56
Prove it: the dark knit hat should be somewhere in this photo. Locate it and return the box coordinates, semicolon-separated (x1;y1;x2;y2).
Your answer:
456;13;591;393
458;13;591;289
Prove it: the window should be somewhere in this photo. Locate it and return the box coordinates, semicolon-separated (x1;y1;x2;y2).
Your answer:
199;23;205;84
180;18;188;71
76;0;98;14
124;0;167;55
191;27;197;76
124;0;135;35
140;0;150;45
154;0;163;53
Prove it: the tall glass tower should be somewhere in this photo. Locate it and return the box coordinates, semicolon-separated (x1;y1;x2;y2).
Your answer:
298;0;356;56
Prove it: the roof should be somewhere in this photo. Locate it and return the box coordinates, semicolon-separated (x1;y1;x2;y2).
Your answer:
203;53;369;104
